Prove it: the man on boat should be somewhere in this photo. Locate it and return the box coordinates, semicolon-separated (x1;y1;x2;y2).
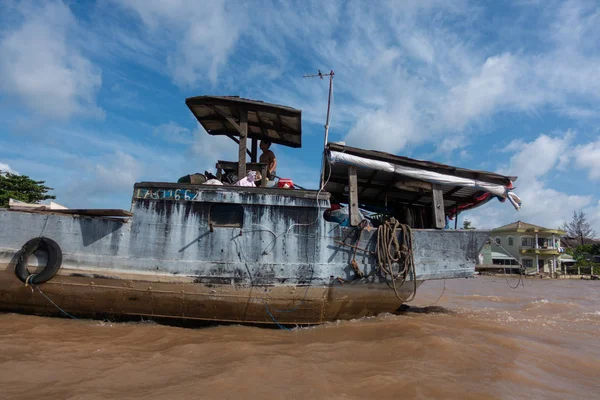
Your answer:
259;140;277;180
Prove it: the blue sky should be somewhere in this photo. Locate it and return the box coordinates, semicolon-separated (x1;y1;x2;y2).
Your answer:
1;0;599;232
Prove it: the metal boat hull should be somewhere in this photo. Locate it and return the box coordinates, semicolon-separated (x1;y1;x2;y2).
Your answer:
0;184;488;326
0;265;422;325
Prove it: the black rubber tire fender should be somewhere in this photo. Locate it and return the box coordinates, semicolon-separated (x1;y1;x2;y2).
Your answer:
15;237;63;285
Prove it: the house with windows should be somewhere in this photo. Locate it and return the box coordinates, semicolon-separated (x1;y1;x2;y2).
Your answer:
490;221;566;275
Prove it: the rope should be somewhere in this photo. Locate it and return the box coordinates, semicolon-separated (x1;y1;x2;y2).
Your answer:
375;218;417;302
264;304;291;331
29;284;78;320
39;215;49;238
241;160;332;330
349;220;369;279
495;241;525;289
24;274;36;287
232;225;315;330
428;279;447;306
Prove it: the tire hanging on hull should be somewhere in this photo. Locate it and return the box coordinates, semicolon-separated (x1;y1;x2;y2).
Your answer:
15;237;63;285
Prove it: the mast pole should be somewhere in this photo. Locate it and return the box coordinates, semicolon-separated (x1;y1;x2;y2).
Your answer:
304;69;335;188
323;70;334;150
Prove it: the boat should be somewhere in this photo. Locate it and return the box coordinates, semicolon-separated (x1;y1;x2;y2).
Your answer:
0;95;522;326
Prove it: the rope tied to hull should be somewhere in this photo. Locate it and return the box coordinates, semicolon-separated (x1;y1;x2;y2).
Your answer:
375;218;417;302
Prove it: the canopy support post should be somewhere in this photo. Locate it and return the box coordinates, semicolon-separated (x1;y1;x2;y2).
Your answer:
251;138;258;163
238;109;248;179
348;166;360;226
432;184;445;229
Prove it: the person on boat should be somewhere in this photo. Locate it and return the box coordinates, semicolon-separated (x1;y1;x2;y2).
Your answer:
259;140;277;180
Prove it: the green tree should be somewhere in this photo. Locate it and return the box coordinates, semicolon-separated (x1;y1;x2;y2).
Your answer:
462;219;475;230
560;210;596;245
0;171;55;208
566;244;600;275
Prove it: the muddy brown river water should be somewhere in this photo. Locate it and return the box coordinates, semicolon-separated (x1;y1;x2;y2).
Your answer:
0;276;598;399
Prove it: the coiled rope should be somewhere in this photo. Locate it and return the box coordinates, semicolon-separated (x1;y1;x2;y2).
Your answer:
375;218;417;302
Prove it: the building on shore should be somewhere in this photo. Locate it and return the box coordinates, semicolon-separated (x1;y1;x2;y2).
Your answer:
488;221;567;275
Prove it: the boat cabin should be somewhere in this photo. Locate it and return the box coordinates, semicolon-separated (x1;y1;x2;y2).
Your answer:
167;95;521;231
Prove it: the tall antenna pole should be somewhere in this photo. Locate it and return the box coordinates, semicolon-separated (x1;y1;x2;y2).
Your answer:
304;69;335;188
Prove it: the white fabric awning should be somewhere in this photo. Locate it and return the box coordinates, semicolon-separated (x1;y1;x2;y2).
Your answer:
328;150;522;211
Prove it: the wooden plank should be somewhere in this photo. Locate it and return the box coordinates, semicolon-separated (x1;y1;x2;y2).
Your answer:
209;106;243;135
445;186;463;197
431;184;445;229
360;170;378;196
251;138;258;162
216;161;265;172
348;166;360;226
260;164;267;187
328;176;473;205
187;96;302;119
394;179;432;191
238;109;248;179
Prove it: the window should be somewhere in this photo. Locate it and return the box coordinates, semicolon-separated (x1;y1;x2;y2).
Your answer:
209;203;244;228
495;237;501;246
521;236;534;247
522;259;533;268
508;236;514;246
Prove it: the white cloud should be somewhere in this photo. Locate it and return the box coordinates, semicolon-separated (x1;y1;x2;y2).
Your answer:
442;54;515;131
467;131;600;232
573;140;600;180
0;1;103;120
0;162;18;175
190;127;236;173
93;151;141;192
81;0;600;159
500;132;574;180
344;100;418;154
112;0;241;87
154;122;196;145
243;1;600;157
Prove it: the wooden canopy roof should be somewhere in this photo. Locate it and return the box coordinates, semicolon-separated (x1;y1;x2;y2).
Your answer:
327;143;516;185
185;96;303;148
324;143;518;213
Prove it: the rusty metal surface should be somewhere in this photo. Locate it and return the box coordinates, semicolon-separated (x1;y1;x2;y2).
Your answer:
0;185;488;324
0;265;421;325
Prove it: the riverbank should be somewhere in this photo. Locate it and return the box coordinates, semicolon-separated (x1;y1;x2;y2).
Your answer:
477;272;599;280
